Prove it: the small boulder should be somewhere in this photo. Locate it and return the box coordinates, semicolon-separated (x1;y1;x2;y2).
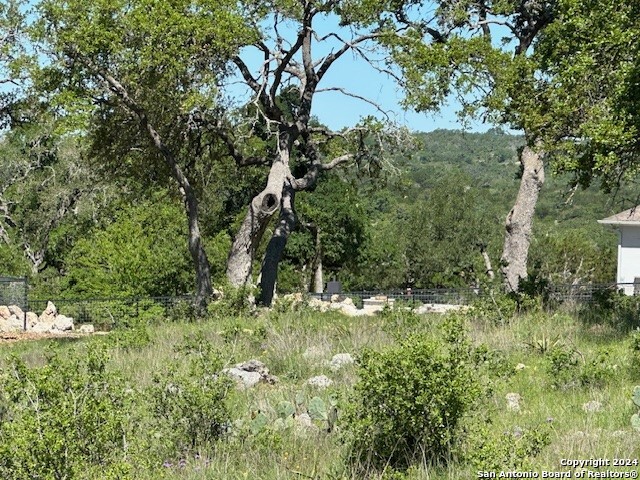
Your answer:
295;412;315;428
7;314;23;331
225;368;262;388
38;301;57;323
26;312;38;328
79;324;95;334
329;353;354;371
8;305;24;318
0;314;23;332
0;306;10;320
307;375;333;389
52;314;74;332
506;392;522;412
32;321;54;333
223;359;277;389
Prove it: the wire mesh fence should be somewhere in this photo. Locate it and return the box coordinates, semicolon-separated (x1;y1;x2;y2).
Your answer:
13;282;640;331
312;283;640;307
0;277;28;310
27;295;195;330
310;288;482;305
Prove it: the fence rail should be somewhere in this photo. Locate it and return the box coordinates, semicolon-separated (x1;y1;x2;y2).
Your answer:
27;295;195;329
14;282;640;329
311;283;640;306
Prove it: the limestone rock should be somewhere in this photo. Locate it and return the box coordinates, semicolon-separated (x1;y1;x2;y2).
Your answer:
223;359;277;389
225;368;262;388
506;392;522;412
0;314;23;332
8;305;24;318
295;412;315;429
52;314;74;332
329;353;354;371
415;303;469;314
39;301;58;323
79;324;95;334
26;312;38;328
0;306;10;320
32;321;54;333
307;375;333;389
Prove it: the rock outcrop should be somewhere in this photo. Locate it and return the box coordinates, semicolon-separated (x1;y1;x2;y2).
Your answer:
223;359;278;389
0;301;77;334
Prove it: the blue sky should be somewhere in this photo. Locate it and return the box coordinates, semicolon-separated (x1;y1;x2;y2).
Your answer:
233;12;495;134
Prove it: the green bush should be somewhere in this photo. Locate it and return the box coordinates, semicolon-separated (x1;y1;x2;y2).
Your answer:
0;346;136;479
148;333;232;456
547;347;616;389
462;422;551;471
342;316;482;474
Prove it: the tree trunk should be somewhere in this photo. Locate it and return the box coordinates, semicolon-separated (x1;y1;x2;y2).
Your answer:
312;227;324;293
480;246;495;281
501;144;545;292
91;68;214;309
226;145;291;288
258;183;296;306
180;185;213;310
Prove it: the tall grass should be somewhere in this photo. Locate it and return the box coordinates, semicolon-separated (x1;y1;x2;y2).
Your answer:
0;303;638;479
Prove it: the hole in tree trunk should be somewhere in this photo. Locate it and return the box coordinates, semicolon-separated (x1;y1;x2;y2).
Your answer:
261;193;278;214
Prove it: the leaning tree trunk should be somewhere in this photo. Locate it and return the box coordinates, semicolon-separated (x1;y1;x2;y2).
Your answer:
258;183;296;306
500;144;545;292
226;158;290;288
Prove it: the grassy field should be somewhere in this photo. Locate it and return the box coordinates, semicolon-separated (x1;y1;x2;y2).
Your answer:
0;299;639;479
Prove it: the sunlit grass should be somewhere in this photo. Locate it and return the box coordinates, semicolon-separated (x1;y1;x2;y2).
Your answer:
0;305;639;479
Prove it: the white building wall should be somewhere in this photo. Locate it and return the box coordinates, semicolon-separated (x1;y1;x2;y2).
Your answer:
618;225;640;294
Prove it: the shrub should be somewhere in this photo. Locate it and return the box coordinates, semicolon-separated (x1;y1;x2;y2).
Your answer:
206;282;255;319
547;347;616;389
148;332;232;456
462;422;551;472
0;346;135;479
342;316;482;475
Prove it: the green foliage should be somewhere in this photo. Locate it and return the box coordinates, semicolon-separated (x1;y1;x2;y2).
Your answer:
290;175;367;272
148;332;232;455
529;226;616;285
343;316;482;474
462;422;551;472
546;347;580;389
102;323;152;351
206;283;256;319
64;196;193;297
380;305;422;339
546;347;616;390
0;346;136;479
525;333;564;355
468;291;519;326
584;290;640;330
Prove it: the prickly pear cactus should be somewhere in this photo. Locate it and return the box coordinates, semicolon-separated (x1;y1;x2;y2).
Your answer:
309;396;328;421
